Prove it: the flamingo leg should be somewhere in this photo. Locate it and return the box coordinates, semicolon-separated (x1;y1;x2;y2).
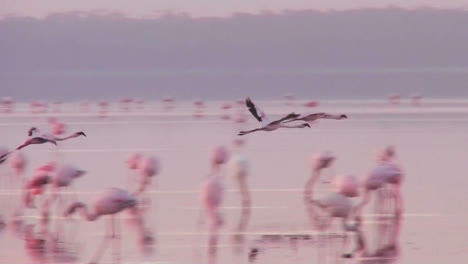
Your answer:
89;217;113;264
112;215;121;264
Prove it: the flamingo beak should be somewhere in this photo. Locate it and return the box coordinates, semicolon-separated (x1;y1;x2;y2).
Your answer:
49;140;57;146
304;123;311;128
341;115;348;119
78;132;86;137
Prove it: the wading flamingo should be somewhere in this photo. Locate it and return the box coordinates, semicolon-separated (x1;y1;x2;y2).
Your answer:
63;188;138;264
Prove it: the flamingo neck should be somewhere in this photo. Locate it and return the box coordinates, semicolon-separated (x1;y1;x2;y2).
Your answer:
55;133;77;141
73;203;99;221
304;169;321;201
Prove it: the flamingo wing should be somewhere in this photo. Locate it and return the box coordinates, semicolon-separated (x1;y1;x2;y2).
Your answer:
245;97;266;122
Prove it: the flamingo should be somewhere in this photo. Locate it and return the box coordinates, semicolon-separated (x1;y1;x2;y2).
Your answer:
238;97;309;136
199;145;229;264
63;188;138;264
9;151;27;184
0;146;10;164
17;127;85;150
134;155;159;213
284;112;348;123
355;147;404;252
304;152;365;259
227;140;251;255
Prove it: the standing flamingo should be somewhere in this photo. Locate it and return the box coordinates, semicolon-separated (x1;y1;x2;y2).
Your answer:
227;139;251;256
304;152;364;259
355;146;404;254
63;188;138;264
199;145;229;264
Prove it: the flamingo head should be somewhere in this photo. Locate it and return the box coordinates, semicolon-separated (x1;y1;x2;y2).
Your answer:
76;131;86;137
339;114;348;119
312;151;335;170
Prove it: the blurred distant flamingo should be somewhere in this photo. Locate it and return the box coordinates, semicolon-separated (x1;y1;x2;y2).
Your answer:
200;146;229;264
63;188;138;264
0;97;14;113
9;151;27;185
388;94;401;105
238;97;309;136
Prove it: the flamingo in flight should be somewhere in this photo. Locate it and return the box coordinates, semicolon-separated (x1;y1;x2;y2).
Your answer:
16;127;86;150
284;112;348;123
238;97;310;136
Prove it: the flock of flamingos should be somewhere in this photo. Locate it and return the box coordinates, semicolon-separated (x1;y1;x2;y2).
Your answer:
0;95;408;264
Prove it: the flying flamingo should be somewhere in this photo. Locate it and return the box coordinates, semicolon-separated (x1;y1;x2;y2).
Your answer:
0;146;10;164
63;188;138;264
238;97;309;136
304;152;365;259
199;145;229;264
284;112;348;123
17;127;86;150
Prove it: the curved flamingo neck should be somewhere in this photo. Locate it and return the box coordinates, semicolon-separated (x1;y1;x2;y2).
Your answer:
71;202;99;221
304;168;322;201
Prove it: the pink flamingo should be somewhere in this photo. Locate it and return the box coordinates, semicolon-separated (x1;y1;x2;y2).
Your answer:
388;94;401;105
98;100;109;117
9;151;27;184
227;140;251;255
0;97;14;113
134;155;159;197
411;94;422;106
63;188;138;264
356;146;404;253
284;112;348;123
304;152;365;259
0;146;10;164
126;152;142;188
303;100;319;108
199;145;229;264
120;97;132;112
49;118;67;136
238;97;309;136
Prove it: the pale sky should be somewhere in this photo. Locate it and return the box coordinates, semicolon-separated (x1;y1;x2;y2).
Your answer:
2;0;468;18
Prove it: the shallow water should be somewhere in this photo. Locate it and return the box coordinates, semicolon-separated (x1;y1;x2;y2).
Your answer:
0;99;467;263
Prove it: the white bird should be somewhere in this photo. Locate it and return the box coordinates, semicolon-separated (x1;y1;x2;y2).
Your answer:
238;97;309;136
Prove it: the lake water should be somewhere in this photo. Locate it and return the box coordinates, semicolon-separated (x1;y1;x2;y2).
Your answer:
0;98;467;263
